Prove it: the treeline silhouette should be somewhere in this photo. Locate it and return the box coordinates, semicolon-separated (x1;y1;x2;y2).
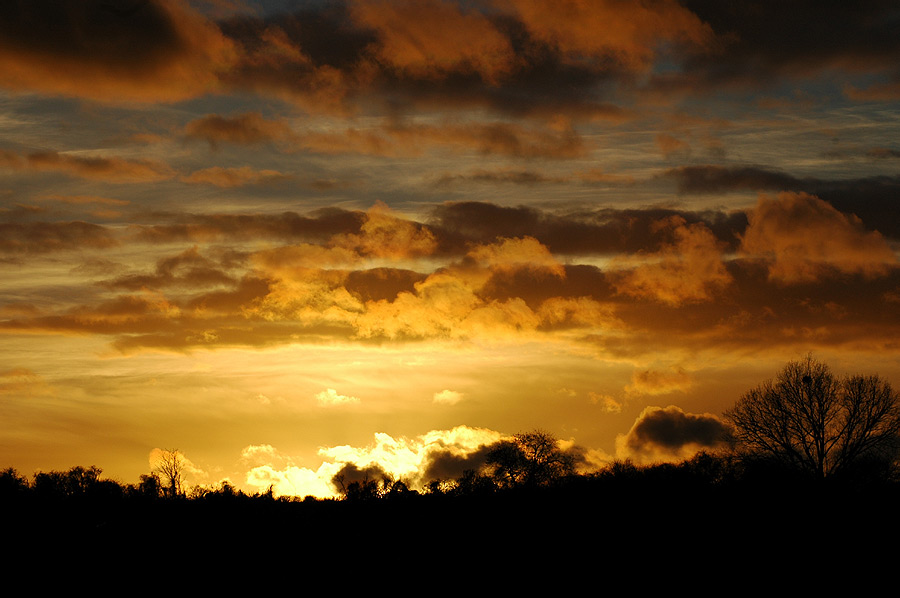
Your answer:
4;450;900;574
4;358;900;571
4;448;898;531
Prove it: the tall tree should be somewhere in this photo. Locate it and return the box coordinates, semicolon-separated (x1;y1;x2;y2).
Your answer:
725;357;900;480
154;449;187;498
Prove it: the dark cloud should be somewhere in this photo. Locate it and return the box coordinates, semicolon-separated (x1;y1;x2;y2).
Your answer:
664;165;900;239
676;0;900;90
420;443;495;483
3;1;896;118
214;1;705;118
102;246;236;291
0;221;117;254
0;0;233;101
435;169;567;186
597;260;900;359
343;268;426;303
665;165;803;194
185;276;271;314
428;201;748;255
620;405;729;462
331;461;389;493
184;113;296;148
130;209;366;244
0;150;173;183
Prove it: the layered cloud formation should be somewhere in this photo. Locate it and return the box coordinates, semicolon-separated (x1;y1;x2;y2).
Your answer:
3;197;897;357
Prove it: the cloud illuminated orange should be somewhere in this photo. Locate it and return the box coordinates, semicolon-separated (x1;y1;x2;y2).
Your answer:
740;192;898;283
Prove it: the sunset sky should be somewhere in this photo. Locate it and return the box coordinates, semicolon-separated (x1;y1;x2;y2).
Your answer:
2;0;899;497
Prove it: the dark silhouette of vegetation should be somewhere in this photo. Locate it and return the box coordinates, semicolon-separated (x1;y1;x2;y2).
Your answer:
153;449;187;498
725;356;900;481
4;361;900;570
484;429;576;488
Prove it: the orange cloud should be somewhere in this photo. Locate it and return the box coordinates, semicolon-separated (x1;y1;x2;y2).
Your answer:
468;236;565;278
613;216;732;305
740;192;898;283
504;0;713;71
182;166;290;187
349;0;515;82
217;16;361;115
625;368;692;396
331;202;437;259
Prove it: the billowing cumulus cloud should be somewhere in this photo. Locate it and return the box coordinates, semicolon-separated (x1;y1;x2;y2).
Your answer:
616;405;729;464
353;236;567;340
612;216;732;305
239;426;506;498
663;165;900;240
740;192;898;283
331;202;438;259
468;236;565;278
1;200;897;360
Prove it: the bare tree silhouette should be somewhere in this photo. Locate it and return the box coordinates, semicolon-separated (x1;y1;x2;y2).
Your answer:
154;449;187;498
725;356;900;480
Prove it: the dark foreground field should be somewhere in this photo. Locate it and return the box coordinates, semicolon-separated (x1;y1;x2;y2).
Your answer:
4;465;898;586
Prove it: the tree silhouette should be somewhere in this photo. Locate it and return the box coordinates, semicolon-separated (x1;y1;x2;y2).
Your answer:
33;465;103;497
724;357;900;480
154;449;187;498
484;430;575;488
